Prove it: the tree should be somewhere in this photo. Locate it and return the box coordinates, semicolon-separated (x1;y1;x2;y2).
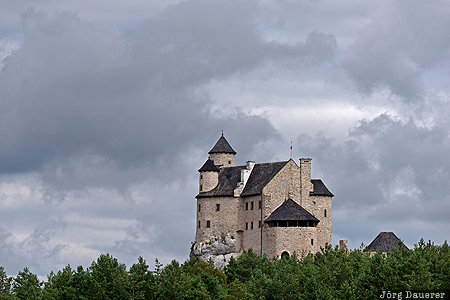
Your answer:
13;267;42;300
0;267;15;300
42;265;78;300
89;253;130;300
129;256;157;300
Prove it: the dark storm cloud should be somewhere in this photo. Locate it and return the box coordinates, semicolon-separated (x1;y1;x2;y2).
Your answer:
297;113;450;247
0;0;334;178
0;0;342;276
0;0;448;277
342;0;450;100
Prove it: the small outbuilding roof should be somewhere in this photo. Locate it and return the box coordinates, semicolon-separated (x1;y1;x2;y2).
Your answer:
198;159;219;172
265;199;319;223
208;135;237;154
367;232;408;253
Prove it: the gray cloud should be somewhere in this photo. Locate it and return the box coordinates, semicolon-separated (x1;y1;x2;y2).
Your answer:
342;0;450;100
0;0;448;277
298;113;450;248
0;0;336;276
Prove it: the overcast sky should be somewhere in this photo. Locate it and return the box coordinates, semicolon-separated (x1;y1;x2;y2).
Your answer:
0;0;449;277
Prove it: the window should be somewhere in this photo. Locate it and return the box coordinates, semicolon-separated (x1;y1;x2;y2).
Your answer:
259;200;261;209
228;160;231;165
206;220;210;228
251;222;254;229
245;202;248;210
198;221;200;228
258;221;261;228
200;174;203;179
251;202;254;210
216;204;220;211
198;204;201;212
324;209;327;217
200;184;203;191
245;222;248;230
311;239;314;246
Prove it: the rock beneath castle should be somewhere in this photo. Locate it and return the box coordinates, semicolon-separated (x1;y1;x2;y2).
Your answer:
190;233;241;269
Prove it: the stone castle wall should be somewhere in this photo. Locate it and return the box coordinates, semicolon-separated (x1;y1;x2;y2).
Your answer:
262;159;301;220
209;153;235;168
304;195;332;248
262;225;318;258
196;196;240;242
240;195;262;254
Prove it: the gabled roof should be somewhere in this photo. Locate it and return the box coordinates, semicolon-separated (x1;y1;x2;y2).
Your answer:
196;160;334;199
198;159;219;172
311;179;334;197
208;135;237;154
367;232;408;253
241;161;288;197
196;161;288;198
265;199;319;222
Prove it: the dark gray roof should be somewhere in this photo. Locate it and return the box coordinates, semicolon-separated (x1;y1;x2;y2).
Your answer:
208;135;237;154
196;165;245;198
311;179;334;197
240;161;288;197
198;159;219;172
265;199;319;222
196;160;334;199
367;232;408;253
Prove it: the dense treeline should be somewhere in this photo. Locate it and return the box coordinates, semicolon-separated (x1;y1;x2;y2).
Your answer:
1;239;449;300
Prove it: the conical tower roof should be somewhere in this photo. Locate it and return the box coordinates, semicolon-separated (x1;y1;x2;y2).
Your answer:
208;135;236;154
198;159;219;172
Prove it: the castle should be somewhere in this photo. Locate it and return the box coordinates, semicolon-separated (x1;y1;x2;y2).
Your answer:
192;134;334;264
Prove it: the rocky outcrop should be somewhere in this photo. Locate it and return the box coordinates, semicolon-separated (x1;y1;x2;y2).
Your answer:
190;233;242;269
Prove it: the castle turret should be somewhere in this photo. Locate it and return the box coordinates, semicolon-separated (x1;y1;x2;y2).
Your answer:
198;159;219;192
208;134;236;167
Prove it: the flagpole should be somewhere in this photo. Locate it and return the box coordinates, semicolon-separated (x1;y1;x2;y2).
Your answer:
290;141;292;159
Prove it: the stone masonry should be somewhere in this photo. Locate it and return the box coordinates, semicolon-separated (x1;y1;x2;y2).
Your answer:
191;134;334;265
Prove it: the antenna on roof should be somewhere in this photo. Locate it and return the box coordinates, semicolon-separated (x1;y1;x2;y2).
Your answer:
221;129;224;136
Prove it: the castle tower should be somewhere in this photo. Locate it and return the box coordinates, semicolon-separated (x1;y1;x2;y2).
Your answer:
208;134;236;167
198;159;219;192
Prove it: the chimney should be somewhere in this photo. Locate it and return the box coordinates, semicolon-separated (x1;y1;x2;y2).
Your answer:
300;158;313;201
339;240;348;250
241;161;255;185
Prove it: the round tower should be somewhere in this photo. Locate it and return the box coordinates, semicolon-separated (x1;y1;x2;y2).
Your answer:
198;159;219;192
208;134;236;167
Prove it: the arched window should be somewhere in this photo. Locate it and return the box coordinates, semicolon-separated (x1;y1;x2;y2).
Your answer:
324;209;327;217
281;251;290;259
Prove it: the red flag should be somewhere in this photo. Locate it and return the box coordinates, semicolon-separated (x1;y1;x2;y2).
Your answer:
290;145;292;150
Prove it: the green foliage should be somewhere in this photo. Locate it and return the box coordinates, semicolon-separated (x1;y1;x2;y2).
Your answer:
0;239;448;300
13;267;42;300
89;253;130;299
0;267;15;300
